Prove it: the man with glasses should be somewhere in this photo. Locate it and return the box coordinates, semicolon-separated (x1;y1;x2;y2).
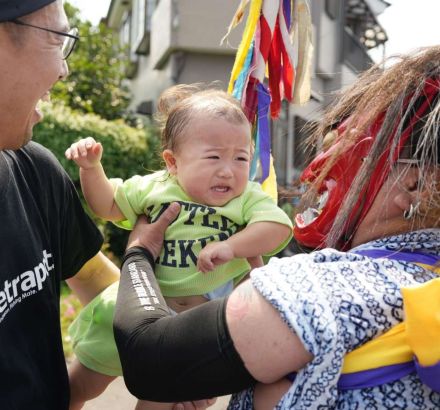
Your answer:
0;1;120;409
0;1;213;409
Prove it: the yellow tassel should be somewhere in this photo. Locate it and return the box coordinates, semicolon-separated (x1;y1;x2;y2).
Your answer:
261;155;278;202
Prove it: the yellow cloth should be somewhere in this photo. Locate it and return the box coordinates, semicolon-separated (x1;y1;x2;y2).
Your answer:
402;277;440;366
342;265;440;374
342;322;411;373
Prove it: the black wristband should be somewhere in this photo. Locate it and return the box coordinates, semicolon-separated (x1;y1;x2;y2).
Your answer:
122;246;156;268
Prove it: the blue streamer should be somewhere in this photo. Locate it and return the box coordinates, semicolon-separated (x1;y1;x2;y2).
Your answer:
257;82;271;182
232;42;255;101
283;0;291;29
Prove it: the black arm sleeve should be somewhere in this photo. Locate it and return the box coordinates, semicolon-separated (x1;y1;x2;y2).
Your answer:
113;247;256;402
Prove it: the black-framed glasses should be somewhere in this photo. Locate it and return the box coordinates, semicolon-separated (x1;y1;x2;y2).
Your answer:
9;19;79;60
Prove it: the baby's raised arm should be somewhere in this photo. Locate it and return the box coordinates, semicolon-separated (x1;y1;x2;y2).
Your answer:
65;137;124;221
197;221;291;273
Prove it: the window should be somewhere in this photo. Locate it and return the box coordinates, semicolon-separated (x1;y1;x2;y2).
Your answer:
119;11;138;78
119;11;131;49
129;0;158;55
146;0;158;32
131;0;146;54
325;0;340;20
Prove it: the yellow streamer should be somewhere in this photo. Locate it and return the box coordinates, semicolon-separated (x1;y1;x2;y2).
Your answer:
261;155;278;202
227;0;263;93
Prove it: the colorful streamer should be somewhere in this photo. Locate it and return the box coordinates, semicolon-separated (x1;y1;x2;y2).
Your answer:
225;0;313;200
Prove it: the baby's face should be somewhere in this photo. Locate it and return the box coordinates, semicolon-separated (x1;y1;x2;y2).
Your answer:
166;115;251;207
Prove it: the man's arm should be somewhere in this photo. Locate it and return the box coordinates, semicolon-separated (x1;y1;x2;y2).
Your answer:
226;279;313;383
114;204;311;402
66;251;119;305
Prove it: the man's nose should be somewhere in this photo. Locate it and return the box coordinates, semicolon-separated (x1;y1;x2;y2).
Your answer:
59;59;69;80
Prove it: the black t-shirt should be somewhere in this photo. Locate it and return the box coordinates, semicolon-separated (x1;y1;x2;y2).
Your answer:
0;142;103;409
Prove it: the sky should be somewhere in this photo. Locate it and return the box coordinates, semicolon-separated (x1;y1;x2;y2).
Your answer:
370;0;440;61
69;0;111;25
69;0;440;59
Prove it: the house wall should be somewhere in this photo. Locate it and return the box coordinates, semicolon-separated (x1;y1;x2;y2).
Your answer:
315;1;340;80
150;0;242;69
128;56;174;110
127;0;243;109
174;53;235;89
172;0;242;54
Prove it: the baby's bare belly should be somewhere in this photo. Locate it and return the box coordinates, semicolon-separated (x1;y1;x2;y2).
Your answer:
165;294;208;313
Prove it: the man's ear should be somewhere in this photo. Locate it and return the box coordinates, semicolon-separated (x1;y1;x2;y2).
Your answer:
393;167;420;212
163;149;177;174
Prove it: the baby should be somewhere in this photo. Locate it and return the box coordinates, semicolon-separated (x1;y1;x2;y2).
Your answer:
65;84;293;409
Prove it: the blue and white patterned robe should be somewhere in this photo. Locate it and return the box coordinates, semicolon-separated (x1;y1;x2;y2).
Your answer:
228;229;440;409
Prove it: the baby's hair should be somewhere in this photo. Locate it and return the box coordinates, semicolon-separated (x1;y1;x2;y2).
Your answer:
155;83;249;152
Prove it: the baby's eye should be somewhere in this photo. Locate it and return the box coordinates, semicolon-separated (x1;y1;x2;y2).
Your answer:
236;156;249;162
207;156;220;159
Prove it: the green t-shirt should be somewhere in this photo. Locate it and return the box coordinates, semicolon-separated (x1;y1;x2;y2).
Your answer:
111;171;292;296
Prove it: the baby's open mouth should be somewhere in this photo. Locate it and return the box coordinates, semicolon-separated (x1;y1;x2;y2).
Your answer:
212;186;230;192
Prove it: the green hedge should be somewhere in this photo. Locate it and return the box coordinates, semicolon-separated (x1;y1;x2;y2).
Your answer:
34;103;161;259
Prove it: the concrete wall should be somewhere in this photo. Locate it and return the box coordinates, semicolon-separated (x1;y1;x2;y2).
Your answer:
150;0;174;69
127;55;174;111
175;53;236;89
150;0;243;69
315;1;340;80
173;0;243;53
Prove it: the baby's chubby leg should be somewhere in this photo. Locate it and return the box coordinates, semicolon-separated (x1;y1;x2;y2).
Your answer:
68;358;116;410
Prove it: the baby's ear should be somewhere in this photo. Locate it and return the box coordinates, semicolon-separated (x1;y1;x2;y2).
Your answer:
162;150;177;174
